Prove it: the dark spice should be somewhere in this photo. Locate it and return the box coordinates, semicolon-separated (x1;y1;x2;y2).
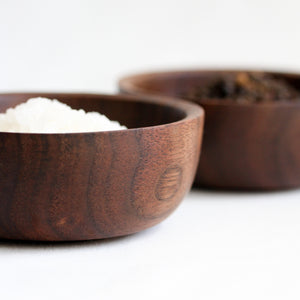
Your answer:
184;72;300;103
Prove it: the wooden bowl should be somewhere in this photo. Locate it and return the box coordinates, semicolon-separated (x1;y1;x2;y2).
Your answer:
119;70;300;190
0;93;204;241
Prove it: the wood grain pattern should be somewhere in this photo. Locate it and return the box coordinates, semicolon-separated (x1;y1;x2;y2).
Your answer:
0;93;204;241
119;70;300;190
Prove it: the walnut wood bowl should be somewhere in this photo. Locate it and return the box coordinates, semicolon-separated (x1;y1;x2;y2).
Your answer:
0;93;204;241
119;70;300;190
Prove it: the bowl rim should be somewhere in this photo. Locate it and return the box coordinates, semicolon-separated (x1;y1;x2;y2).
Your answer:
0;92;204;135
119;68;300;108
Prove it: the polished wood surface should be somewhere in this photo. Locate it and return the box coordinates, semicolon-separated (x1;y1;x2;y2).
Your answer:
0;93;204;241
119;70;300;190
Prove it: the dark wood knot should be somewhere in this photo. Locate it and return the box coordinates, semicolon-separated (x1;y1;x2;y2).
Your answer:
155;165;183;201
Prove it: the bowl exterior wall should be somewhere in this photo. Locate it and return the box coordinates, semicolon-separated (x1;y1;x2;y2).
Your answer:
196;103;300;189
0;116;203;241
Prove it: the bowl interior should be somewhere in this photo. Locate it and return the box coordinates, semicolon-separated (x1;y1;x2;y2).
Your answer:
0;93;187;130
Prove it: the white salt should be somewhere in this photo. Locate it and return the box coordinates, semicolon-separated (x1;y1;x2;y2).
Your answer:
0;97;127;133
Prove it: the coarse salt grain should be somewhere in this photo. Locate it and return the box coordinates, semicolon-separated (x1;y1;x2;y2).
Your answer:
0;97;127;133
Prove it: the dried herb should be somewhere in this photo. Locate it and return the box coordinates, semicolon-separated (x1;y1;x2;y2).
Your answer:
184;72;300;103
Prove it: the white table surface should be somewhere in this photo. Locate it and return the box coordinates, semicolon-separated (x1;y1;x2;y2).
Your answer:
1;0;300;299
1;189;300;300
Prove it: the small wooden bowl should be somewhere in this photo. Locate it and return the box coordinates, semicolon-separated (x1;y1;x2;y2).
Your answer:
0;93;204;241
119;70;300;190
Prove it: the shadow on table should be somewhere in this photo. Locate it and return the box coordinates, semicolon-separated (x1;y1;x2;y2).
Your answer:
0;225;160;250
191;185;300;195
0;226;159;252
0;236;127;250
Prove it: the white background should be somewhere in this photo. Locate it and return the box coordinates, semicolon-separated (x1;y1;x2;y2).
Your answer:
1;0;300;299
